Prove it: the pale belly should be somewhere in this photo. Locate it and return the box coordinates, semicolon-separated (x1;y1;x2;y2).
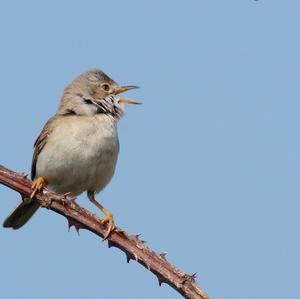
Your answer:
35;115;119;196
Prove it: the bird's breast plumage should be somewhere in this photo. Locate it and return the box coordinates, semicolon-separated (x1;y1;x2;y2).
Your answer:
35;114;119;196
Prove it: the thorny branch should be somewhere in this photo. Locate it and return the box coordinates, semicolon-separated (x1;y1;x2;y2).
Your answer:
0;164;211;299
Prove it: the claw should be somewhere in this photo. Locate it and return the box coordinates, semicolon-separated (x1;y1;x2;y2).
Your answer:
30;177;46;199
102;212;115;239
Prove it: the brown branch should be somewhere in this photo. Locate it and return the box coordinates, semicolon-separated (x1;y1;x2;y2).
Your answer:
0;164;211;299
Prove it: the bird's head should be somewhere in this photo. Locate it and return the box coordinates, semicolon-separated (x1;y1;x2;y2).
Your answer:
58;69;140;118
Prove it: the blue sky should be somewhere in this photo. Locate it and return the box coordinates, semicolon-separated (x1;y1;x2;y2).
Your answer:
1;1;300;298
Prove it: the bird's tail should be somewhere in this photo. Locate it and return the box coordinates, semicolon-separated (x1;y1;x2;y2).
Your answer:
3;199;40;229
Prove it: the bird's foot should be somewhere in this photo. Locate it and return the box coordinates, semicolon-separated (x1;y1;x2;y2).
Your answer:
30;177;46;199
101;211;115;240
87;191;116;239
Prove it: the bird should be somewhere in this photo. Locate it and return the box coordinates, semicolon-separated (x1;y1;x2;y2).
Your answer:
3;69;140;238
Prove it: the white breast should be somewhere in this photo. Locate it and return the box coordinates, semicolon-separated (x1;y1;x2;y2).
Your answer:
36;115;119;196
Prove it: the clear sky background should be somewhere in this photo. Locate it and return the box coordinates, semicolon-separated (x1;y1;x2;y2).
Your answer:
0;1;299;299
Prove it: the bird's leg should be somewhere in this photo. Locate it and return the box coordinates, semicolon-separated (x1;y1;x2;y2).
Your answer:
30;177;46;199
87;191;115;239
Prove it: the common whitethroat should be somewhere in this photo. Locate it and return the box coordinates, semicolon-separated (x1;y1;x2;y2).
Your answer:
3;69;141;238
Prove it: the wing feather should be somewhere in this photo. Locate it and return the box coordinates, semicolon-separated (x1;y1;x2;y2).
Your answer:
31;116;58;180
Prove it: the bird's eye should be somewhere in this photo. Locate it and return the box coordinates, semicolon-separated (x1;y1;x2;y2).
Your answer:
101;83;110;92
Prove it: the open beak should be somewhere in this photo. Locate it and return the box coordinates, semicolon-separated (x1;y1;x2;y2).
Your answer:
114;85;139;95
118;98;142;105
114;85;141;105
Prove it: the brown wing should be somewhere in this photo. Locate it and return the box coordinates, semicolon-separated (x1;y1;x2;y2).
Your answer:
31;116;58;180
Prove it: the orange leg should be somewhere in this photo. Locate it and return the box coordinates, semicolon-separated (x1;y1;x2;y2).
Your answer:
87;191;115;239
30;177;46;199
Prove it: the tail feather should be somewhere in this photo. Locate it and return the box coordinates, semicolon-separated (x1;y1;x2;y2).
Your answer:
3;200;40;229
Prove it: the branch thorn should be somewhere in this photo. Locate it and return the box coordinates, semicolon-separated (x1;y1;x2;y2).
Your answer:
20;172;29;179
67;218;81;235
190;272;197;281
159;252;168;259
116;229;128;239
157;275;166;286
125;252;132;263
107;240;115;248
75;224;81;235
133;233;141;240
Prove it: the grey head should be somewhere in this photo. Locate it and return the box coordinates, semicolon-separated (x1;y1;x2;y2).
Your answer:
58;69;140;118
